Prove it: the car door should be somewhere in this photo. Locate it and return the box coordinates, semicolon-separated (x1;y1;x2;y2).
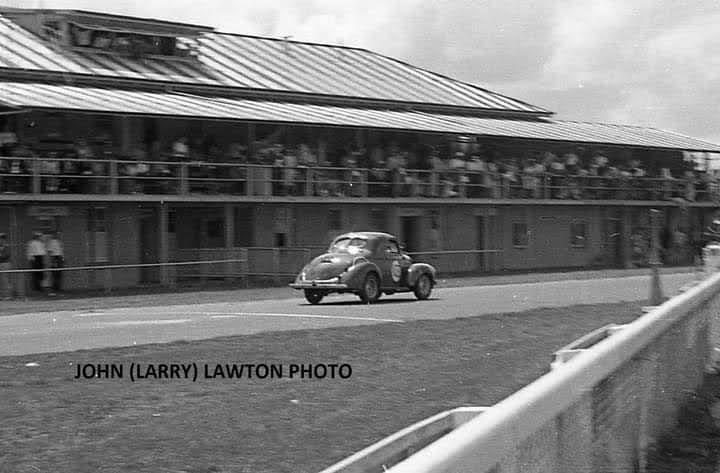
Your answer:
381;239;407;288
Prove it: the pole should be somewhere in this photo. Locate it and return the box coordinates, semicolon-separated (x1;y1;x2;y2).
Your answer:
648;208;664;306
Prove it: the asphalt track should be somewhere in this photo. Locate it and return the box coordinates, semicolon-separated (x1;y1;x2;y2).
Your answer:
0;272;695;356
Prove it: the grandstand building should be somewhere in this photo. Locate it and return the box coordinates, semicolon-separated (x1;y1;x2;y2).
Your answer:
1;7;719;291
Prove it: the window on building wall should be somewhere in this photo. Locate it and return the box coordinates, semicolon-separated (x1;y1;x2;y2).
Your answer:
206;219;223;240
512;222;529;248
87;208;108;262
571;221;588;248
275;233;287;247
168;211;176;234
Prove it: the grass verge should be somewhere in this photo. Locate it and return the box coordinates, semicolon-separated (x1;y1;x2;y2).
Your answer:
0;302;644;473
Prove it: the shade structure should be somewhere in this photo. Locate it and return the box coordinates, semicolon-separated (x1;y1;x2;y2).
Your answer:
0;13;547;114
1;81;719;152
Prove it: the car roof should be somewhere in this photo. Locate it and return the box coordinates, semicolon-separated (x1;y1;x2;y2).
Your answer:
333;231;396;241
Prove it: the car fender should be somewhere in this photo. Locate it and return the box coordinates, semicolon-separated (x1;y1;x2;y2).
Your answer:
407;263;436;287
341;261;381;288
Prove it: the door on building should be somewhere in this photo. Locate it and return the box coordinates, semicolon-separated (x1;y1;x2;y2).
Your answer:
140;210;159;283
602;218;622;267
235;207;254;247
401;216;421;253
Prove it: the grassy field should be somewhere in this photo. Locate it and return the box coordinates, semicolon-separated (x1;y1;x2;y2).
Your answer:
0;302;646;473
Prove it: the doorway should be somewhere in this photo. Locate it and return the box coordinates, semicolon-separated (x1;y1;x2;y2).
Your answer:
602;218;622;267
140;210;159;283
401;216;421;253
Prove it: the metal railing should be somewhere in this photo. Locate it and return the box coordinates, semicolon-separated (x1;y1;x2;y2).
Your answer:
1;156;717;201
359;271;720;473
0;248;505;295
0;258;249;295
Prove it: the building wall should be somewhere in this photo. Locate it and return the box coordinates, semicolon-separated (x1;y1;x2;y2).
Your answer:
499;206;605;270
1;200;704;293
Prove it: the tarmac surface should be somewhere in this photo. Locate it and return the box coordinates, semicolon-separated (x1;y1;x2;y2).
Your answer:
0;267;696;356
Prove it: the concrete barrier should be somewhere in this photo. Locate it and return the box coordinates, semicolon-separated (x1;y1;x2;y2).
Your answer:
318;407;488;473
321;271;720;473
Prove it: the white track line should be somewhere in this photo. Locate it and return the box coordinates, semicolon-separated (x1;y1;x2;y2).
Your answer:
206;312;403;323
99;319;193;326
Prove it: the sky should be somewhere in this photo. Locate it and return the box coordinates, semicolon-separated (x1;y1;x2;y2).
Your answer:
4;0;720;145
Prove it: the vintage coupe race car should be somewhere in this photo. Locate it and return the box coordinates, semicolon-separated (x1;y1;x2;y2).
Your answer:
290;232;437;304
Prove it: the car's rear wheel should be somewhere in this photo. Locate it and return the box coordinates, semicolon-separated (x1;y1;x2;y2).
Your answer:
413;274;432;300
304;290;324;305
359;273;381;303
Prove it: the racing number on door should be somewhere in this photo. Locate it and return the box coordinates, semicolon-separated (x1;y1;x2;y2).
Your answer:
384;240;404;285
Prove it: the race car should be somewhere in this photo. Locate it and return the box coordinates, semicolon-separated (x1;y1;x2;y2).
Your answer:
289;231;437;304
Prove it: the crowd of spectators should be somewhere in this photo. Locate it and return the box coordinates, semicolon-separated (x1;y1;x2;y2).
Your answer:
1;130;720;202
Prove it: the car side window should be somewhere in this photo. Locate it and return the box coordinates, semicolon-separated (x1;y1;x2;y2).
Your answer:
385;241;400;255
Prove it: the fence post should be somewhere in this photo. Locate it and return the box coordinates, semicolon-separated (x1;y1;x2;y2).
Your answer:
240;248;249;288
103;268;112;293
16;271;26;299
305;168;313;196
179;163;189;195
32;159;41;194
246;166;254;196
273;248;281;286
109;160;119;194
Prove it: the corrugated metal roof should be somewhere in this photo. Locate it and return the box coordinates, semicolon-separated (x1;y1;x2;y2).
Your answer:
0;12;548;114
1;82;718;152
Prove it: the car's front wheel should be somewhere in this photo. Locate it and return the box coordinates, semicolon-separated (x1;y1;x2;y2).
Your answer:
304;290;324;305
359;273;381;303
413;274;432;300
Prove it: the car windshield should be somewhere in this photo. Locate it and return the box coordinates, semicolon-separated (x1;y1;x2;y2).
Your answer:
329;237;368;254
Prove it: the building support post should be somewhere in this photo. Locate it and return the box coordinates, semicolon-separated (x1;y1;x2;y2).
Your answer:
620;208;633;269
224;204;235;280
159;202;170;286
648;208;664;307
9;206;25;298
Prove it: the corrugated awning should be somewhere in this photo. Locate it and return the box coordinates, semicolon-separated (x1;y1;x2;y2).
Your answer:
1;81;719;152
0;12;549;114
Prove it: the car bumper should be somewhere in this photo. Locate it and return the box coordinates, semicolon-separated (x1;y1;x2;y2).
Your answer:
289;282;349;290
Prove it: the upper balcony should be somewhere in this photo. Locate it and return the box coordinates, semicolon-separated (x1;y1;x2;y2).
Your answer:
1;155;717;205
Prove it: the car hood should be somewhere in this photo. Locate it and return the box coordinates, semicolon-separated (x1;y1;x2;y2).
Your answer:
301;252;365;280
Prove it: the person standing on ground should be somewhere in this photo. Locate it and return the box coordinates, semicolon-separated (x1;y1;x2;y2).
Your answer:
26;232;46;293
46;232;64;295
0;233;11;299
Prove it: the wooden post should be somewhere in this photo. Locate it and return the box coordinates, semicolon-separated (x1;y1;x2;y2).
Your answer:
305;167;313;196
648;208;664;306
32;159;41;194
159;203;169;286
103;268;112;293
179;163;189;195
109;160;118;194
224;204;234;280
272;247;280;285
240;247;249;288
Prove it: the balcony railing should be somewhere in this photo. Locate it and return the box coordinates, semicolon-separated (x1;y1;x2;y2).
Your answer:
0;156;716;201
